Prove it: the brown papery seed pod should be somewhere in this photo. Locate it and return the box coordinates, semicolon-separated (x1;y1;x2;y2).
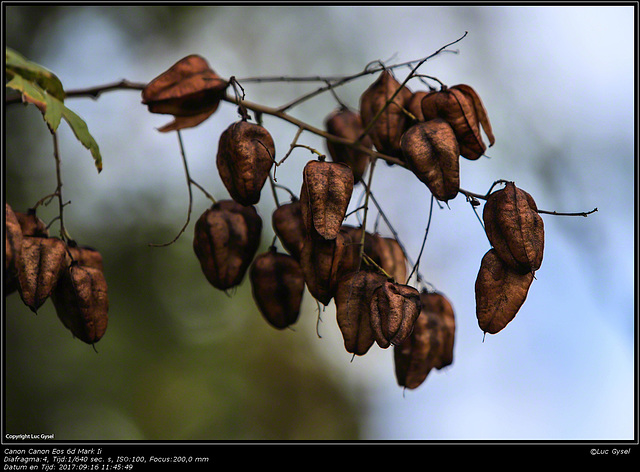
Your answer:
51;263;109;345
335;270;388;356
16;237;69;313
340;225;381;272
66;240;104;272
373;236;408;284
193;200;262;291
15;208;49;238
406;90;431;122
483;182;544;273
370;281;421;349
324;107;373;184
475;249;534;335
299;159;354;240
5;204;23;293
216;120;275;206
141;54;228;117
420;290;456;370
250;247;305;330
400;118;460;202
420;84;494;160
272;198;307;261
393;290;456;390
360;70;413;159
299;231;348;306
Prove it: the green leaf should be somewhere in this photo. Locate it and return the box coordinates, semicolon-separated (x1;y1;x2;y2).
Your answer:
6;47;66;101
6;68;102;173
60;106;102;173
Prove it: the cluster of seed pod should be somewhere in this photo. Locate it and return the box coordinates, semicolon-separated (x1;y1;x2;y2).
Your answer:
4;203;109;345
140;57;551;391
475;182;544;334
324;70;494;203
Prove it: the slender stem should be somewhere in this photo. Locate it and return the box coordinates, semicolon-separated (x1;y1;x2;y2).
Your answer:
51;131;70;241
357;157;378;271
268;172;280;208
406;194;434;284
149;130;194;247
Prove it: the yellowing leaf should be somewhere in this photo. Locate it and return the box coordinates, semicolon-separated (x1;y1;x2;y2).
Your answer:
6;47;66;101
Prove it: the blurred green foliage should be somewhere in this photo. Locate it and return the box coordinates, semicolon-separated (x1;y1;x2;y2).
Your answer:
4;5;362;441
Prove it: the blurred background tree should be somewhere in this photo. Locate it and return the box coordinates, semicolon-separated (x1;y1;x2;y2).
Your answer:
4;5;635;441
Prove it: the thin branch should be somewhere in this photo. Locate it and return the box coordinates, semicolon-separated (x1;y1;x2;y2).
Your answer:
276;32;467;112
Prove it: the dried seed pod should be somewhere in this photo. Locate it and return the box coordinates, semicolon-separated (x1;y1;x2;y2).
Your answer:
420;84;494;160
360;70;413;159
193;200;263;291
51;263;109;344
299;159;354;240
16;237;69;313
216;120;275;206
475;249;534;335
325;107;373;184
420;291;455;369
299;231;348;306
272;198;307;261
406;90;431;122
340;225;380;271
393;290;456;390
66;240;104;272
483;182;544;273
5;204;23;290
373;236;408;284
400;118;460;202
335;270;388;356
370;281;421;349
141;54;228;117
250;247;305;330
15;208;49;237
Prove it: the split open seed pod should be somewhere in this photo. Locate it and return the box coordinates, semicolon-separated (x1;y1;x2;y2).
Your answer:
400;118;460;202
51;263;109;345
193;200;262;291
420;84;494;160
483;182;544;273
335;270;388;356
299;231;348;306
5;203;23;294
299;158;354;240
475;248;534;335
370;281;421;349
141;54;228;131
216;120;275;206
250;247;305;330
16;236;69;313
272;198;307;261
325;107;373;184
360;70;413;159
